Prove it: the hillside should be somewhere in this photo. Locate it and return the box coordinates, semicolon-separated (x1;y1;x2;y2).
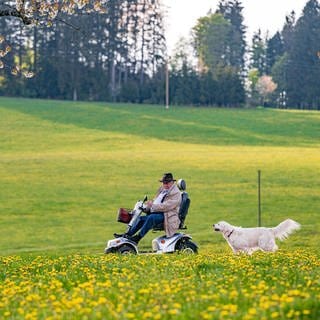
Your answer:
0;97;319;254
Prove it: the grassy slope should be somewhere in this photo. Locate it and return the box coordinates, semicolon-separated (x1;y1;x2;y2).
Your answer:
0;97;319;254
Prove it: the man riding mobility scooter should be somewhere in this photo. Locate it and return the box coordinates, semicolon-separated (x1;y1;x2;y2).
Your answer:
104;179;198;254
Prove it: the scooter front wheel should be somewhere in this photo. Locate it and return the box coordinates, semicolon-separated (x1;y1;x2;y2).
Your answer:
118;244;137;255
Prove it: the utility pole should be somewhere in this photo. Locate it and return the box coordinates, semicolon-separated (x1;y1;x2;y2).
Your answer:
258;170;261;227
165;59;169;109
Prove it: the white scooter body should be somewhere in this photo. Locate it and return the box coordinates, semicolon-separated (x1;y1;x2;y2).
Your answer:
151;233;195;254
105;232;196;254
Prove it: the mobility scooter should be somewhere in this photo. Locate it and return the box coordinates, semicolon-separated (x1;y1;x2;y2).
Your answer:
104;179;198;254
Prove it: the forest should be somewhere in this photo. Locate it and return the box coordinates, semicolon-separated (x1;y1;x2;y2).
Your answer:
1;0;320;109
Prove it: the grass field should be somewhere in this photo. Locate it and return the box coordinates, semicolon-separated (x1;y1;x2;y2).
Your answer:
0;97;319;319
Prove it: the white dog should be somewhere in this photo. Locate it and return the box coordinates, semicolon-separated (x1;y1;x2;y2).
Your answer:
213;219;300;254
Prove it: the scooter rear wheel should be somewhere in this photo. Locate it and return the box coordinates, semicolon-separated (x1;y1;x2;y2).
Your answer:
176;239;198;254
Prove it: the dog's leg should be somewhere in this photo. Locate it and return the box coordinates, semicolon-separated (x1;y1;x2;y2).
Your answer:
258;233;276;252
231;247;241;255
271;244;278;252
259;236;278;252
241;248;251;255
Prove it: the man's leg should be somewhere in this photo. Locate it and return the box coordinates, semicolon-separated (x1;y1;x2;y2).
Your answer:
139;213;164;237
125;213;164;244
114;216;146;238
126;216;146;236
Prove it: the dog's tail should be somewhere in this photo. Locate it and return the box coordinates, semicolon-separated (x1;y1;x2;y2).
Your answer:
272;219;301;241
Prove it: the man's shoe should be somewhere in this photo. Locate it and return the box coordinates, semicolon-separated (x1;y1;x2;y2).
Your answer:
114;233;125;238
126;234;142;244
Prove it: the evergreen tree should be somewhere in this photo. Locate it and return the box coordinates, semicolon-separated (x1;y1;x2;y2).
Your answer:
249;29;266;75
0;0;167;103
285;0;320;109
281;11;296;53
266;32;284;74
216;0;246;72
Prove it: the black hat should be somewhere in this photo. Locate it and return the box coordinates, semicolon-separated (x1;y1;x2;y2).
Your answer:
159;173;176;183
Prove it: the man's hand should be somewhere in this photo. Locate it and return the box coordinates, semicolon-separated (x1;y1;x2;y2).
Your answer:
143;200;153;214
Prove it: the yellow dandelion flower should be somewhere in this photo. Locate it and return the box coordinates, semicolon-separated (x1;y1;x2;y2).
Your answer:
220;310;229;316
18;307;24;315
229;290;238;298
142;311;153;318
138;288;149;294
286;310;294;318
97;297;107;304
248;308;257;315
201;313;211;320
168;309;179;315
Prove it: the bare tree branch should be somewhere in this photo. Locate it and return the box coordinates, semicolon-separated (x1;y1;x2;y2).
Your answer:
0;5;33;24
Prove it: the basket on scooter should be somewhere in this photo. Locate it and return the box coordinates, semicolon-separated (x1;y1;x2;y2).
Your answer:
117;208;132;224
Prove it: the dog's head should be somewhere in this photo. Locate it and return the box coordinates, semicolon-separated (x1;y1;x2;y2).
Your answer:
213;221;231;233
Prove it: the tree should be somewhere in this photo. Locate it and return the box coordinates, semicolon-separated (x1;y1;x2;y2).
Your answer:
266;31;284;74
216;0;246;72
192;0;246;107
170;37;195;72
193;13;232;74
284;0;320;109
249;29;266;75
270;52;289;93
246;68;260;106
255;75;277;106
0;1;107;25
281;10;296;53
0;0;167;102
0;1;109;77
169;37;199;105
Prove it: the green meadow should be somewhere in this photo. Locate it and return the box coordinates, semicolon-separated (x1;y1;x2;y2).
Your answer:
0;97;319;254
0;97;319;319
